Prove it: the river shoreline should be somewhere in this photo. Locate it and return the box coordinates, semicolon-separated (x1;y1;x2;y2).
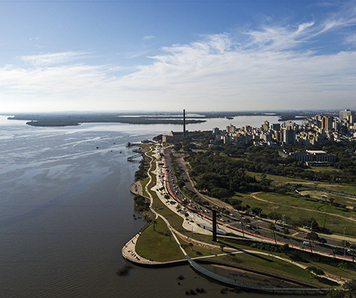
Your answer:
122;143;333;295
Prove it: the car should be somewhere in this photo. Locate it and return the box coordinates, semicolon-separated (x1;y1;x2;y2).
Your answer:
303;241;310;246
303;236;308;239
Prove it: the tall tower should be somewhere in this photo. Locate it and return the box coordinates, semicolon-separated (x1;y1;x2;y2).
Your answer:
183;109;186;137
212;210;217;242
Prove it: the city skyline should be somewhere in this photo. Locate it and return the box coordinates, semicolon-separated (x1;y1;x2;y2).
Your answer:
0;0;355;113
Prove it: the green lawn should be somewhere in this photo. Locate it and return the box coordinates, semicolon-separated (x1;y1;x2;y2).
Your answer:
140;178;150;197
135;146;355;286
259;192;356;217
247;171;312;185
249;171;356;196
135;217;184;262
308;166;341;172
212;253;332;288
230;192;356;236
299;190;356;208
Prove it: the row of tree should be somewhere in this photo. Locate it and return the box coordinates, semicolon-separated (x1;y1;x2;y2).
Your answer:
186;150;271;198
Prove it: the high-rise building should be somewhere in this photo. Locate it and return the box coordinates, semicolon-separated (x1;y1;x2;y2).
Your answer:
339;109;355;119
261;121;269;131
283;127;296;145
212;127;220;135
321;116;333;130
226;125;236;133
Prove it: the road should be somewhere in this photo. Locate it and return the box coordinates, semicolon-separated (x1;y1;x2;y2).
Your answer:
162;146;355;261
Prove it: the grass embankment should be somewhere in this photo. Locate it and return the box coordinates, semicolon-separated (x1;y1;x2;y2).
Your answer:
308;166;341;172
212;253;330;288
299;190;356;208
230;192;356;237
180;236;353;288
249;171;356;193
135;217;183;262
261;192;356;236
135;146;354;287
216;238;356;288
140;178;150;197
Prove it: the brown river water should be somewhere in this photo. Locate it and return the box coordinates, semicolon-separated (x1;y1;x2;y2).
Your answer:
0;117;323;297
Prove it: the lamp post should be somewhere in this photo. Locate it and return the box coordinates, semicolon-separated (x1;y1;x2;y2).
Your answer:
343;227;346;256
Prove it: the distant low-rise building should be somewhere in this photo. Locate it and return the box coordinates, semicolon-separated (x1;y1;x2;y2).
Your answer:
279;150;336;163
162;131;185;142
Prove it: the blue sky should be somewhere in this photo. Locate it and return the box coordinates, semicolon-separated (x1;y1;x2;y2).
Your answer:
0;0;355;113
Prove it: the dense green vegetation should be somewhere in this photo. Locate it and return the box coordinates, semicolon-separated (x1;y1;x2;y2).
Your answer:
169;133;356;235
183;139;356;198
135;150;151;181
133;140;356;292
186;151;271;198
188;140;356;183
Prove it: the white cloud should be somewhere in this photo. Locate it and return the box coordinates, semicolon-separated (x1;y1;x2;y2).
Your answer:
346;33;356;46
143;35;156;40
2;4;356;113
21;51;89;66
320;1;356;33
245;22;316;52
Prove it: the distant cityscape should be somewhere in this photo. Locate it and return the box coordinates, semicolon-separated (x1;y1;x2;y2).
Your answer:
213;109;356;147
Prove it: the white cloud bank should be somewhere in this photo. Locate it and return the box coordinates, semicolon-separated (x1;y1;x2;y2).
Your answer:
20;51;89;66
1;10;356;112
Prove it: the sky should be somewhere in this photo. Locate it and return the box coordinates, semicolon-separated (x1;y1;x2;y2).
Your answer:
0;0;355;113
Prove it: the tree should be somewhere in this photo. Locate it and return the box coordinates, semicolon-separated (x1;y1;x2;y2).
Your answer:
307;232;320;242
268;212;282;221
319;238;327;244
282;228;290;235
174;143;182;151
252;207;262;216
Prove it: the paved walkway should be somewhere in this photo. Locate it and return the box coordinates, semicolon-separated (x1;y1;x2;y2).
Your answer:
250;192;356;242
121;143;346;289
130;181;143;196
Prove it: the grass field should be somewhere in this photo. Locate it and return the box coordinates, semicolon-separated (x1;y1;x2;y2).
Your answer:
259;192;356;218
230;192;356;237
308;166;341;172
249;171;356;195
135;145;356;288
135;217;184;262
299;190;356;208
212;253;331;288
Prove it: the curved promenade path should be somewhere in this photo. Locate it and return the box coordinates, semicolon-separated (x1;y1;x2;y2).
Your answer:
122;143;340;293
